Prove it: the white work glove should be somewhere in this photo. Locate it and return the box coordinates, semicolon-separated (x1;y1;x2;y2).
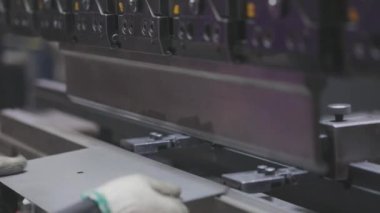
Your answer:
84;174;189;213
0;155;27;177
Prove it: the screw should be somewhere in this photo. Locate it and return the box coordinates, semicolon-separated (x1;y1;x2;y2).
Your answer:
268;0;287;18
81;0;91;11
148;21;155;38
212;25;221;44
328;103;352;122
92;23;97;32
81;22;87;31
121;19;128;35
186;23;194;40
128;24;134;35
111;34;119;43
268;0;279;6
141;20;148;36
189;0;200;15
111;34;120;48
53;20;58;28
178;23;186;40
98;23;103;33
129;0;138;13
203;24;212;42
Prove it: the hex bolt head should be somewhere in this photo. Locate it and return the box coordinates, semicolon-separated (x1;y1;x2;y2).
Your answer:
328;103;352;122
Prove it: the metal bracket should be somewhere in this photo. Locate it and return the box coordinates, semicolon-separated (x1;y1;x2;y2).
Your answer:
222;165;307;193
120;132;203;154
320;111;380;179
349;161;380;195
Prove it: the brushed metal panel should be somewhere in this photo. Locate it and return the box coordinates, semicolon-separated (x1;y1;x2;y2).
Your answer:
64;50;327;174
0;147;226;212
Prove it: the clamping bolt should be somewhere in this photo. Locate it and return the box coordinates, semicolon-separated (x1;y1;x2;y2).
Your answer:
328;103;352;122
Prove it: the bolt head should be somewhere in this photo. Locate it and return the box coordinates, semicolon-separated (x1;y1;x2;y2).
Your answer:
328;103;352;115
129;0;138;12
149;132;163;140
81;0;91;11
189;0;201;15
111;34;119;42
265;167;276;176
257;165;268;174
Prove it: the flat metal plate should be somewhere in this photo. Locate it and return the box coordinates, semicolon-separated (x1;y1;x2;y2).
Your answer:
0;147;227;212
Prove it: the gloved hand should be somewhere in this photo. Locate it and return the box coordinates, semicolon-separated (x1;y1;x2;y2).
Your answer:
84;174;189;213
0;155;27;177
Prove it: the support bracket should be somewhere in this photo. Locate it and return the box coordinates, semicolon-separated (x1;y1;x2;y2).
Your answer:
222;165;308;193
120;132;204;154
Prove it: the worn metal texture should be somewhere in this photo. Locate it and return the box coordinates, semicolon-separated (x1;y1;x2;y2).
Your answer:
63;46;327;174
0;147;227;212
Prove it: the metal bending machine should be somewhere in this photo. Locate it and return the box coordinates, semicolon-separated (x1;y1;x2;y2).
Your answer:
0;0;380;212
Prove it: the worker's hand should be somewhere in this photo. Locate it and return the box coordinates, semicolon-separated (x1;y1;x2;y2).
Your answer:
0;155;27;177
84;174;189;213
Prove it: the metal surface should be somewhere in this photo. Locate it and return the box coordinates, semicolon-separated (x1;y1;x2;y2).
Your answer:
120;132;204;154
320;112;380;178
0;107;314;213
63;47;327;174
349;161;380;194
222;166;307;193
0;147;227;212
218;190;314;213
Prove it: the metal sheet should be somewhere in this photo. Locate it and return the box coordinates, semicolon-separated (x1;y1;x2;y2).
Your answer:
0;147;227;212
